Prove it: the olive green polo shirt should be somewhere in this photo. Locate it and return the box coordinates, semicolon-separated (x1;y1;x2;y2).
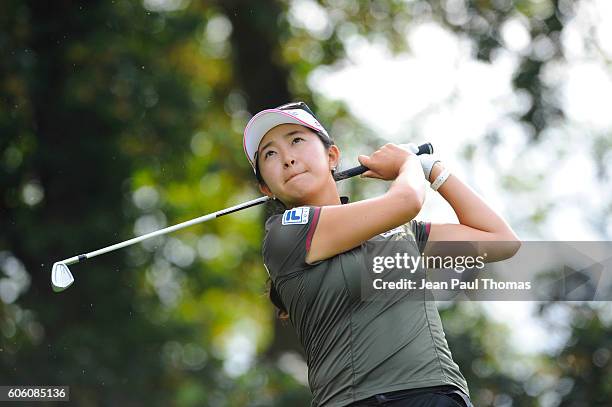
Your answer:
262;201;470;407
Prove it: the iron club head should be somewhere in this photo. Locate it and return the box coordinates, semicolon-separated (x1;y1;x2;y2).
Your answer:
51;262;74;292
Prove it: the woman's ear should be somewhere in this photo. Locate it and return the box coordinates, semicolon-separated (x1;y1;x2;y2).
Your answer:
258;182;274;199
328;145;340;171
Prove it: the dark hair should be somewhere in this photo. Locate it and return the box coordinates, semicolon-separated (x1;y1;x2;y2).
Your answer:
256;129;335;320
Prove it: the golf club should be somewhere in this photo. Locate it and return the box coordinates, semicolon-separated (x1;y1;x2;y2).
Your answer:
51;142;434;292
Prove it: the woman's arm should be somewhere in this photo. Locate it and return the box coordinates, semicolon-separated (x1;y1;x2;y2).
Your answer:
423;162;521;262
306;144;425;264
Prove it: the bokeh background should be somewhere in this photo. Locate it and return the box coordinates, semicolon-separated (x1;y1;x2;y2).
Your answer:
1;0;611;405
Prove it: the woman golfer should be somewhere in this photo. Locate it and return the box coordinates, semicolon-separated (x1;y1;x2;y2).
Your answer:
243;102;520;406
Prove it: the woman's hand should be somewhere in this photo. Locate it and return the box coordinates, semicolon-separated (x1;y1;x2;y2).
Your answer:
358;143;419;180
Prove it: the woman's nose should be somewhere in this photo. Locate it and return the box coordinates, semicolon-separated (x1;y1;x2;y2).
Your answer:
283;158;296;168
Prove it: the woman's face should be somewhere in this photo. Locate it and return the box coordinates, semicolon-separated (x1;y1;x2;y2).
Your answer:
257;124;337;206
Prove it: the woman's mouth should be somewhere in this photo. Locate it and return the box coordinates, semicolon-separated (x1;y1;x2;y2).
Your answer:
285;172;305;183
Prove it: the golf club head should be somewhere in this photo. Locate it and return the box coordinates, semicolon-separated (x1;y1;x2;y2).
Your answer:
51;262;74;292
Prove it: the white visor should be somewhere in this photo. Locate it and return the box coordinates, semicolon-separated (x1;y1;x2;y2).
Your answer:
243;107;329;170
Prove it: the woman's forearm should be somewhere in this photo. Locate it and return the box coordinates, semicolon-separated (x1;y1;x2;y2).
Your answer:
389;155;427;210
428;162;518;237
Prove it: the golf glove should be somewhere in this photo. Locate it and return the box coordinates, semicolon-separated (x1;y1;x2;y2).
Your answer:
403;142;441;183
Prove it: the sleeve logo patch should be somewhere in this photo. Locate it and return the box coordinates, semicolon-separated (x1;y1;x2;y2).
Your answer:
282;207;310;225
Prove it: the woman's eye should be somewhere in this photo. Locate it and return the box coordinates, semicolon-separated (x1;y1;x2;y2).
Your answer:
264;150;276;159
292;137;304;144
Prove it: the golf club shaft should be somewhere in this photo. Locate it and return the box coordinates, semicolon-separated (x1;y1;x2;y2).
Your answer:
57;195;271;266
58;142;433;266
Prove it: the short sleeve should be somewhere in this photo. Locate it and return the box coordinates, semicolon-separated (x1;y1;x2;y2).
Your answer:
410;219;431;254
262;206;322;280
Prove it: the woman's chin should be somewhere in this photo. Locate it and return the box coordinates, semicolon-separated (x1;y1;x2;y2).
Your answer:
282;184;318;205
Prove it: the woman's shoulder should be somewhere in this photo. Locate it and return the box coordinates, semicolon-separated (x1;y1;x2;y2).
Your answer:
262;206;324;273
265;206;320;228
265;196;346;233
264;212;283;233
263;206;322;250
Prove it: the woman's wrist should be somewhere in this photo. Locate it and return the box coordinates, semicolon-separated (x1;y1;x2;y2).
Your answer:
428;161;444;183
394;154;426;199
398;153;420;175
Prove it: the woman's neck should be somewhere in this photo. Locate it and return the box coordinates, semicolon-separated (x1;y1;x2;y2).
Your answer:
290;179;341;208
